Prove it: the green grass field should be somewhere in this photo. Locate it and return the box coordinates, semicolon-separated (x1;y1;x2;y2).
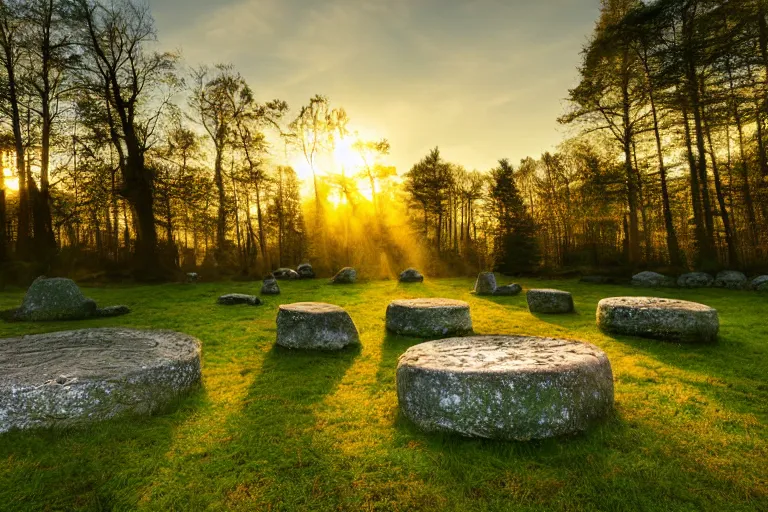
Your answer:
0;277;766;511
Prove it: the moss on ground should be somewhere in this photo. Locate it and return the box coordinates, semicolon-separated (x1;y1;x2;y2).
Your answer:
0;277;766;511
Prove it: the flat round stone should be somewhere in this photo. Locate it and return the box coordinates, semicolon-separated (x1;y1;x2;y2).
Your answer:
386;298;473;338
597;296;719;343
0;328;202;433
397;335;614;440
276;302;359;350
527;289;574;314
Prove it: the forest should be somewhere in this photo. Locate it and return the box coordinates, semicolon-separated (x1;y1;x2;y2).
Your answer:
1;0;767;284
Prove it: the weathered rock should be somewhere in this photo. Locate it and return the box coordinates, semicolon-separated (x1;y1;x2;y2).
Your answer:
217;294;261;306
677;272;714;288
396;335;614;440
597;296;719;343
261;276;280;295
94;305;131;318
296;263;315;279
15;277;97;321
330;267;357;284
631;271;675;287
713;270;748;290
751;275;768;292
493;283;522;296
399;268;424;283
473;272;497;295
273;268;300;280
186;272;199;283
276;302;359;350
0;328;202;433
386;298;473;338
526;289;574;314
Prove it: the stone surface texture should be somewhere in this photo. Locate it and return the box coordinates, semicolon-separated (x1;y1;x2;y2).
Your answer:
217;294;261;306
632;271;674;287
0;328;202;433
15;277;97;321
386;298;473;338
276;302;359;350
751;275;768;291
399;268;424;283
273;268;300;280
296;263;315;279
396;335;614;440
597;296;719;343
261;277;280;295
713;270;748;290
473;272;497;295
526;289;574;314
330;267;357;284
494;284;522;296
677;272;714;288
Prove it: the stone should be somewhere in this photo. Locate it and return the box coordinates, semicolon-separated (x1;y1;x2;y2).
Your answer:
396;335;614;440
473;272;497;295
261;276;280;295
493;283;522;296
386;298;473;338
0;328;202;433
330;267;357;284
15;276;97;321
276;302;359;350
217;294;261;306
94;305;131;318
677;272;714;288
713;270;748;290
296;263;315;279
526;289;574;314
597;296;719;344
186;272;199;283
631;271;675;287
751;275;768;291
399;268;424;283
273;268;300;280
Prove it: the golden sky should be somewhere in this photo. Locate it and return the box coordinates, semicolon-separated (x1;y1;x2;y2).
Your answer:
153;0;600;173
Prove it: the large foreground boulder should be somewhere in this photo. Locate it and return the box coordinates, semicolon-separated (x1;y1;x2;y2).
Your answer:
397;335;614;440
713;270;748;290
330;267;357;284
494;283;522;296
398;268;424;283
597;297;719;343
276;302;359;350
296;263;315;279
273;268;300;280
526;289;574;314
386;298;473;338
217;294;261;306
473;272;497;295
0;328;202;433
261;276;280;295
677;272;714;288
632;271;675;287
751;275;768;292
15;277;97;321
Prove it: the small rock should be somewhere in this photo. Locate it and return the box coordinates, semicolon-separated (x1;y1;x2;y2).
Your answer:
473;272;496;295
677;272;714;288
94;305;131;318
493;284;522;296
186;272;199;283
217;294;261;306
261;276;280;295
632;271;675;287
527;289;574;314
751;275;768;291
330;267;357;284
399;268;424;283
273;268;300;280
713;270;748;290
296;263;315;279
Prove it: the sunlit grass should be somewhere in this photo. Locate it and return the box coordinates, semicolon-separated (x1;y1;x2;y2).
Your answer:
0;278;766;511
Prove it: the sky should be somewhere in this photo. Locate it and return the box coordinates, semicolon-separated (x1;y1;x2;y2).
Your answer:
151;0;601;174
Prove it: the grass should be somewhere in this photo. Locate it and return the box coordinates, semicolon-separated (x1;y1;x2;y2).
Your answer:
0;277;766;511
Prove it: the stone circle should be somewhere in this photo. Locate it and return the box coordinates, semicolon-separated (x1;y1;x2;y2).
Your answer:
276;302;359;350
527;289;574;314
632;271;674;287
261;276;280;295
330;267;357;284
0;328;202;433
217;293;261;306
677;272;714;288
386;298;473;338
596;296;719;343
399;268;424;283
396;335;614;440
714;270;747;290
473;272;496;295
